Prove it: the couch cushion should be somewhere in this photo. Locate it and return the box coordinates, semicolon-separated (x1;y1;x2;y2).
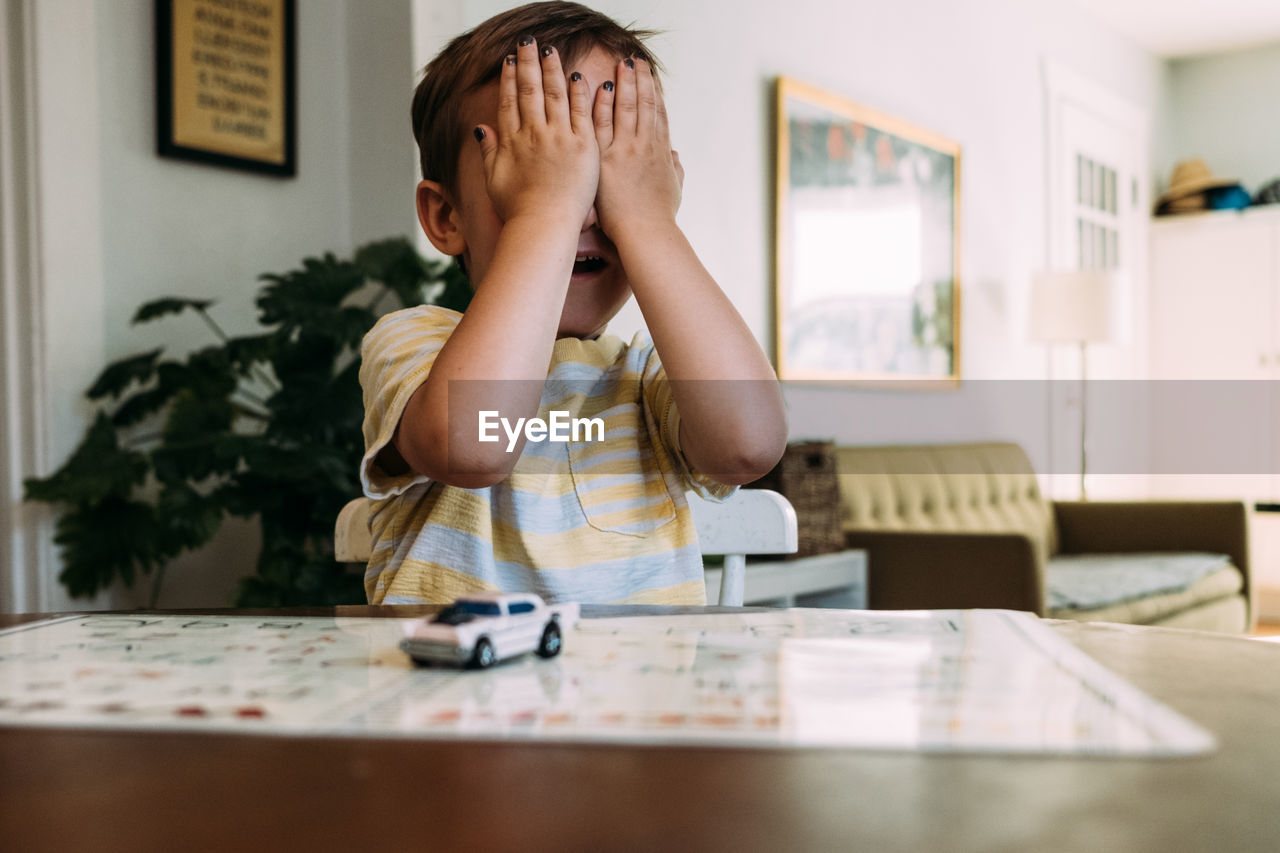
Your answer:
1148;595;1248;632
1046;552;1231;611
833;442;1055;559
1048;557;1244;625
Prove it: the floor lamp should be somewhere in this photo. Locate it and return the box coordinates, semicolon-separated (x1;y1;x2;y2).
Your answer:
1029;270;1121;501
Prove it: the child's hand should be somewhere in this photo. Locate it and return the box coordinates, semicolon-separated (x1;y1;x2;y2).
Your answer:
474;37;598;226
592;57;683;240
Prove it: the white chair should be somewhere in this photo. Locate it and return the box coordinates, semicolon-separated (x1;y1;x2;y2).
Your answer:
334;489;798;606
687;489;797;605
334;497;373;563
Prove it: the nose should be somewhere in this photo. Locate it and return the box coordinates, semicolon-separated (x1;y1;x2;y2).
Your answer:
581;204;599;232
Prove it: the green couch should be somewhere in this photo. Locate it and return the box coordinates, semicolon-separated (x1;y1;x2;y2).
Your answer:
834;442;1252;632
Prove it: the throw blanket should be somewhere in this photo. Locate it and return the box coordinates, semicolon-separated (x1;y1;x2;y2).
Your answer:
1046;552;1230;611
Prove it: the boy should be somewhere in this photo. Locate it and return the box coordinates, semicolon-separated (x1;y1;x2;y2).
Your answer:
358;2;787;605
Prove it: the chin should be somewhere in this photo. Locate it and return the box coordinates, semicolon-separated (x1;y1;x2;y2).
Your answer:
558;322;606;340
558;305;624;340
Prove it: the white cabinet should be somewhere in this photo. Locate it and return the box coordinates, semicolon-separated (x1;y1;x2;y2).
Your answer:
1150;207;1280;491
1149;207;1280;607
1148;208;1280;504
1150;209;1279;381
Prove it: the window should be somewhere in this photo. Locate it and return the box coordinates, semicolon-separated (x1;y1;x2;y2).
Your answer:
1074;154;1123;270
458;600;502;616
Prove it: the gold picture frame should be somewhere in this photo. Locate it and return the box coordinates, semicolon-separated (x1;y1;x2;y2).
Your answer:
775;77;961;384
156;0;296;176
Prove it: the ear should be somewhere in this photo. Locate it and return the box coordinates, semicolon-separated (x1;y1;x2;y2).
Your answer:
416;180;466;257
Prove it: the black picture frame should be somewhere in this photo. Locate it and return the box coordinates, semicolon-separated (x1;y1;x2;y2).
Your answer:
155;0;296;177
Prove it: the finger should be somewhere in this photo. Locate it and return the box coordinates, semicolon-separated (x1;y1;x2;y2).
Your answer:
653;73;672;144
515;35;544;124
475;124;498;176
634;58;657;137
539;44;568;125
592;79;615;149
671;149;684;213
613;57;638;137
567;71;593;137
497;54;518;136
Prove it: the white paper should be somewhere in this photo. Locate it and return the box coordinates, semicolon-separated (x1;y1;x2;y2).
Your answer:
0;610;1214;755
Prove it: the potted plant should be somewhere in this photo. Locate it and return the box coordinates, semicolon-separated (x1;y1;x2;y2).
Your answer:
24;237;470;607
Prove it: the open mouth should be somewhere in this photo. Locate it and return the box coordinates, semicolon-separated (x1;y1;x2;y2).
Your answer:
572;255;608;276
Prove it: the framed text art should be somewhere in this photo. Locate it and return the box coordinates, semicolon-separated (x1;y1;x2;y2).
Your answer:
156;0;296;176
775;77;961;383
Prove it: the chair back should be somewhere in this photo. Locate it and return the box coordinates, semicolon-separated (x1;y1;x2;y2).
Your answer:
689;489;798;605
335;498;373;562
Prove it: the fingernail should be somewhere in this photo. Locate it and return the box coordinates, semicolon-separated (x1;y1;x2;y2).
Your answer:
624;58;634;69
570;71;582;82
473;127;485;142
518;35;532;47
603;80;614;92
541;45;553;58
505;54;516;66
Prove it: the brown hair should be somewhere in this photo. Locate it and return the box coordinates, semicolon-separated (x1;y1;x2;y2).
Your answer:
411;1;662;197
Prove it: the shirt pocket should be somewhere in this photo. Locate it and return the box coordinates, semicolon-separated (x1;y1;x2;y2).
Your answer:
565;401;676;536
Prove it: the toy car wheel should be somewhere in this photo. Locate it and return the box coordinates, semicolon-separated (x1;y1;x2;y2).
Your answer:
470;637;496;669
536;621;562;658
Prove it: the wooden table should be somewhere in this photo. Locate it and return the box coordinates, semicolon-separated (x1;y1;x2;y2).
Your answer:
2;606;1278;852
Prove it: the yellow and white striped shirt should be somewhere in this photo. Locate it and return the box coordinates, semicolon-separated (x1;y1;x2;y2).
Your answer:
358;305;733;605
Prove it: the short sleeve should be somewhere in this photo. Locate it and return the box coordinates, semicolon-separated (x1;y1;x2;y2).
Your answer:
358;305;462;499
638;341;737;501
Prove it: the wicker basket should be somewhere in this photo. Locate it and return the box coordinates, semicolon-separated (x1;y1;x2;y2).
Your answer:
750;440;844;558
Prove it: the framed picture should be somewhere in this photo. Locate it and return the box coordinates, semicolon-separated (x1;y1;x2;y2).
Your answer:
156;0;296;176
775;77;961;383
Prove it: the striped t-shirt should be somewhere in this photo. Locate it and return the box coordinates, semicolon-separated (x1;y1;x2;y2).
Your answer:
358;305;734;605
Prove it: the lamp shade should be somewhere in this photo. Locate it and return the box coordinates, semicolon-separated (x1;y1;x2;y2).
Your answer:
1028;270;1122;344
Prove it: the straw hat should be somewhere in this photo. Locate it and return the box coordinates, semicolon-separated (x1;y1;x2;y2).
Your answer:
1163;193;1208;213
1156;159;1238;208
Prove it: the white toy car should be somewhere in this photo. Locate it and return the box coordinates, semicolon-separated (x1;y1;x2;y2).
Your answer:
400;592;580;669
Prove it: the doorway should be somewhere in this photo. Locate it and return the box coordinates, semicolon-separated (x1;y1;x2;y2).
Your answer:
1042;60;1150;500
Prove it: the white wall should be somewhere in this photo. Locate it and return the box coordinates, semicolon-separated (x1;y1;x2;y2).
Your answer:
1;0;48;612
97;0;354;370
94;0;421;393
347;0;420;247
95;0;425;608
3;0;422;611
5;0;108;612
1163;40;1280;196
90;0;360;608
